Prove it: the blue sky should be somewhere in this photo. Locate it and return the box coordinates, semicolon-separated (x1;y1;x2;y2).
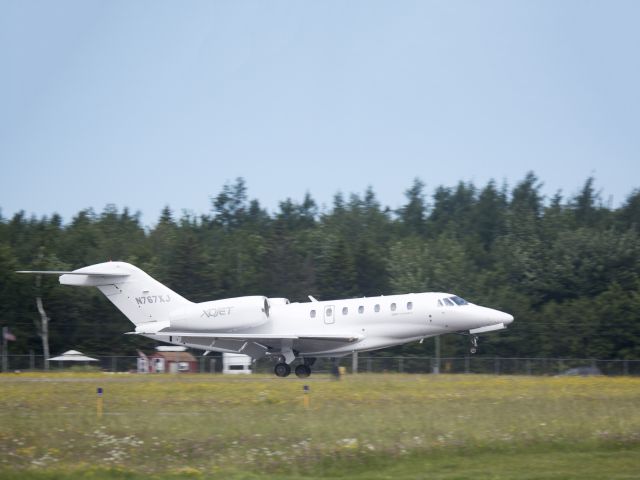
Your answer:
1;0;639;224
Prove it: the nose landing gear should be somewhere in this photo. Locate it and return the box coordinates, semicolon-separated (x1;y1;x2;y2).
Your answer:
470;335;479;354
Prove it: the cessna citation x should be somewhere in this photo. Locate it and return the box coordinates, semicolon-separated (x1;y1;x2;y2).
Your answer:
18;261;514;377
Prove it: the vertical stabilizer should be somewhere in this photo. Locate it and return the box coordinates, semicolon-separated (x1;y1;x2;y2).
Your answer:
58;262;192;326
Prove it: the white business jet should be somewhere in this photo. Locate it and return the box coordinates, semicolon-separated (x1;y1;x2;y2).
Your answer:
18;261;513;377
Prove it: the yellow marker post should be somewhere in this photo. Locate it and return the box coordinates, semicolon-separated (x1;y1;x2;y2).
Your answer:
96;387;103;419
303;385;310;409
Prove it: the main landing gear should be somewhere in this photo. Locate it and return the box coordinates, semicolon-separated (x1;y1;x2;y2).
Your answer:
273;357;316;378
274;363;291;377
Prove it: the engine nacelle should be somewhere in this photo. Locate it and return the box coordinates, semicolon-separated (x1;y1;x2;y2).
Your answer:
268;297;290;306
169;296;270;331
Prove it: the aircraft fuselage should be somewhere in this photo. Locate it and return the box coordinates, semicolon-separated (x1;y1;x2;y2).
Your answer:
17;261;514;377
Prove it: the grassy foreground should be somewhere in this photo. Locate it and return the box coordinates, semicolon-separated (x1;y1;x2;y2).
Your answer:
0;373;639;479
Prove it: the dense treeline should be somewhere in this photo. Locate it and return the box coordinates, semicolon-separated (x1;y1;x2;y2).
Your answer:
1;173;639;359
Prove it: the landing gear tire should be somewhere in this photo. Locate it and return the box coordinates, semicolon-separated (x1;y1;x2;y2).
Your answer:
295;364;311;378
274;363;291;377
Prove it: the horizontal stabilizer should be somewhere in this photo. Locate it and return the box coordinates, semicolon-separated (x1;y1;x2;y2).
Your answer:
16;270;130;277
469;323;506;335
17;267;131;287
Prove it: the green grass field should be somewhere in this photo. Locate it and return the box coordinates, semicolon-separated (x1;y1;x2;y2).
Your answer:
1;373;639;479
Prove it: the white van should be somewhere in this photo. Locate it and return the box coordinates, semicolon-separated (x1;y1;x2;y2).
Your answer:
222;353;252;374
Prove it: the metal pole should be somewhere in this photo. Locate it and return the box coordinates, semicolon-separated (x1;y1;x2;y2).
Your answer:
433;336;440;374
1;327;7;373
352;351;358;374
464;355;470;374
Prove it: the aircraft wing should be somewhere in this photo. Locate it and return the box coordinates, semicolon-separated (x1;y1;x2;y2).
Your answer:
128;331;362;343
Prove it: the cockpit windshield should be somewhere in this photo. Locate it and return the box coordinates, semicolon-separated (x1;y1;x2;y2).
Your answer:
438;295;469;307
450;296;468;305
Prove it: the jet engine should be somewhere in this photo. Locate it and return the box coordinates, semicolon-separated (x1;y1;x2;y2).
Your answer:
267;297;290;306
169;295;270;331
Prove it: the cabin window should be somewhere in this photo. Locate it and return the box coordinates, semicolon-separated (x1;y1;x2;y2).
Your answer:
443;298;455;306
310;309;316;318
437;299;443;307
407;301;413;310
342;307;349;315
358;305;364;314
391;303;397;311
374;304;380;313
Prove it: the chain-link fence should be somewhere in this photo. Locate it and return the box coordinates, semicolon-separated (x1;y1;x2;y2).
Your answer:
2;354;640;376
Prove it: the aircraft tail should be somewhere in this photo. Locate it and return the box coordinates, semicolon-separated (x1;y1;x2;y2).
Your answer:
18;261;192;327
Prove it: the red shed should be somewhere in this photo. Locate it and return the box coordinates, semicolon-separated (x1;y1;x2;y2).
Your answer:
140;346;197;373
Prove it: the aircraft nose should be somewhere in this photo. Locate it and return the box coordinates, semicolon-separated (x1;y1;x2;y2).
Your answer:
500;311;514;325
473;306;514;327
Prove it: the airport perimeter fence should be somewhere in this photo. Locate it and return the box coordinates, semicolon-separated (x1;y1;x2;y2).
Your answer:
2;354;640;376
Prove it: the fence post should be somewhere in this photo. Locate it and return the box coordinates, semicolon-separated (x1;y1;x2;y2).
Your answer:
433;336;441;374
367;357;372;373
1;328;6;373
111;356;117;373
464;356;470;374
494;357;500;375
398;357;404;373
29;350;35;371
352;352;358;374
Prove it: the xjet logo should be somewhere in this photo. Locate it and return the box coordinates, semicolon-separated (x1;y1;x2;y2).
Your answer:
135;295;171;305
201;306;233;318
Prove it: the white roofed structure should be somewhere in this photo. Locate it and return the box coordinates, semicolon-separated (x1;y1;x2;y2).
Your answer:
49;350;98;362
